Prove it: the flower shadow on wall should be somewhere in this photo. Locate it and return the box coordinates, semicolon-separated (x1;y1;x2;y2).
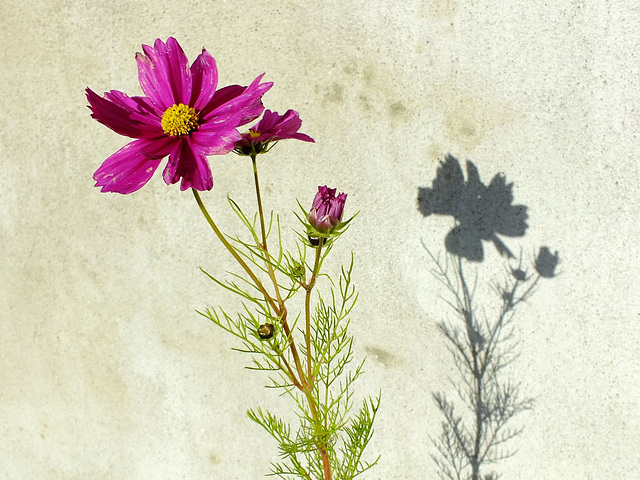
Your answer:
417;154;529;262
417;154;559;480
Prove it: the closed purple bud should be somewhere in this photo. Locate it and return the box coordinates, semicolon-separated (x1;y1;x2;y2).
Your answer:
308;185;347;234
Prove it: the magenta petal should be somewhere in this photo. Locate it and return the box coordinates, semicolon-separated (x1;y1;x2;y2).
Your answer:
162;140;184;186
267;110;314;142
181;145;213;191
103;90;163;120
93;139;163;194
201;73;273;125
191;126;241;155
200;84;245;118
140;134;178;157
292;132;315;142
255;109;280;132
136;37;192;109
86;88;163;139
136;52;173;110
190;48;218;111
164;37;192;105
274;110;305;136
162;143;180;186
244;109;315;144
297;132;315;141
162;138;213;191
329;193;347;219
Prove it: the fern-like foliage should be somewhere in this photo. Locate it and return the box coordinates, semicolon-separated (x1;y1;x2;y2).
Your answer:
198;197;379;479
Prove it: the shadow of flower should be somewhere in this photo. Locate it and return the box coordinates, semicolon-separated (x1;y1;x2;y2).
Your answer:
417;154;529;261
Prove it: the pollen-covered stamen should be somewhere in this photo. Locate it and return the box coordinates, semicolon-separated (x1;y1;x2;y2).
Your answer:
161;103;199;136
249;129;261;138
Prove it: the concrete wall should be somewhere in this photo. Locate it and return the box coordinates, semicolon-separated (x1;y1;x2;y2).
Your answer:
1;1;639;478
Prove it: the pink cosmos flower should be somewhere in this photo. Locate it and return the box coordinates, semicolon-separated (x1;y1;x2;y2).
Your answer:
308;185;347;234
87;37;273;193
235;109;314;155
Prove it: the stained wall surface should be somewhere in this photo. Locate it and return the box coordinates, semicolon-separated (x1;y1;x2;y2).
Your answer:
1;1;639;479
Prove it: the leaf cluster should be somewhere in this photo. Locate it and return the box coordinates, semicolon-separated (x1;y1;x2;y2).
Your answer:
198;197;378;479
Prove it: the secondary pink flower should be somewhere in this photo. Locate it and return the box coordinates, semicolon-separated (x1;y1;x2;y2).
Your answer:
308;185;347;234
235;109;314;155
87;37;273;193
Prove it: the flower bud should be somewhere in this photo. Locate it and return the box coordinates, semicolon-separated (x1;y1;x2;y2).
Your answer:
258;323;274;339
308;185;347;235
307;235;327;247
291;260;305;279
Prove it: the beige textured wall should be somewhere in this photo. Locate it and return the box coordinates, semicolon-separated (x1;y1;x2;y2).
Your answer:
1;1;639;478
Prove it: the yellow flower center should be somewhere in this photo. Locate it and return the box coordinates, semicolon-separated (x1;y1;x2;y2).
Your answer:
249;129;261;138
161;103;199;136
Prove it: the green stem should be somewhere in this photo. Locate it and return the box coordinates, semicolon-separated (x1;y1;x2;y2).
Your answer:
274;346;303;390
250;154;285;307
303;246;332;479
304;389;332;480
191;189;280;316
251;153;268;250
304;245;323;381
248;156;306;384
247;163;330;479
